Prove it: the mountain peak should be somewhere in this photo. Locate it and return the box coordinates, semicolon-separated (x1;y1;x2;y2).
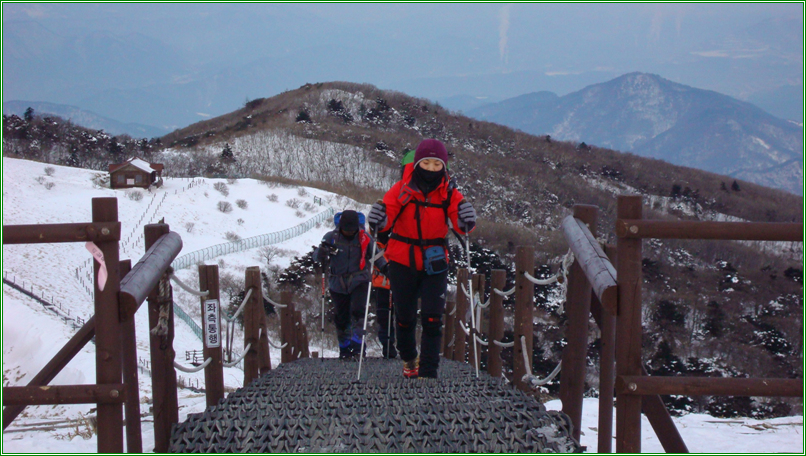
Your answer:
470;73;803;195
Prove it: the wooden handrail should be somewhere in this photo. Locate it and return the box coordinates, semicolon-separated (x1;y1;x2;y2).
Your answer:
617;375;804;397
119;231;183;320
3;384;126;406
616;219;803;241
561;214;617;314
3;222;121;244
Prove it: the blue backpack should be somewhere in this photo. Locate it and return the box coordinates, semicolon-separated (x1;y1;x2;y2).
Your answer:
333;211;366;228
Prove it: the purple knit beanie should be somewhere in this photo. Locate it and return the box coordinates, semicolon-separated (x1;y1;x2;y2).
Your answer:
414;139;448;167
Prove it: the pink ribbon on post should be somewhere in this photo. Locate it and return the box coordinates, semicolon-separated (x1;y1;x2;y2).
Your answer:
85;241;108;292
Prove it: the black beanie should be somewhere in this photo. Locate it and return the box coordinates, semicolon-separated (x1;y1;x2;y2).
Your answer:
339;210;360;232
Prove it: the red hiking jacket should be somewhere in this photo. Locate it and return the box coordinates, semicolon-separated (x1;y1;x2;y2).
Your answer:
379;163;473;270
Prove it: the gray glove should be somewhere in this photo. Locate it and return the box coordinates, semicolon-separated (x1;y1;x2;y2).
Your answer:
457;200;476;232
367;201;387;230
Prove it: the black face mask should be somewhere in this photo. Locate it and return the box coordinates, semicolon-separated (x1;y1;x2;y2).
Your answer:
340;228;357;240
413;166;445;196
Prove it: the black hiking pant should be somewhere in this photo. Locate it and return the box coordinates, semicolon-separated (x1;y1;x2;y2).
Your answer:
388;261;447;378
331;283;369;354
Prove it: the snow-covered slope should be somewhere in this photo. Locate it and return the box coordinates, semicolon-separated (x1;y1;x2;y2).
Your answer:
2;157;368;451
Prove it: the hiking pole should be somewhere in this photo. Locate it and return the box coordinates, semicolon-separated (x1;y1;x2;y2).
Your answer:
355;228;379;383
465;233;480;378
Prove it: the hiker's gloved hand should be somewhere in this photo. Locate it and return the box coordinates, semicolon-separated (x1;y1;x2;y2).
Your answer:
457;200;476;232
319;241;338;260
378;263;390;276
367;201;387;231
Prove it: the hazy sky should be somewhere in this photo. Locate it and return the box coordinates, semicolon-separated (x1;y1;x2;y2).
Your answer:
3;2;802;129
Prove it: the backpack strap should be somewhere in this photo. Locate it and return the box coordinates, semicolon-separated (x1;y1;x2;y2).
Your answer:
386;182;454;272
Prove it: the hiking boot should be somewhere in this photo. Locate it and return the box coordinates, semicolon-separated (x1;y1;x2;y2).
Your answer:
339;346;352;360
348;341;365;359
402;358;419;378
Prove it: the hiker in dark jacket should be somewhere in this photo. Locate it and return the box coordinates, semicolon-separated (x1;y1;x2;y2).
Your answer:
315;210;388;359
367;139;477;378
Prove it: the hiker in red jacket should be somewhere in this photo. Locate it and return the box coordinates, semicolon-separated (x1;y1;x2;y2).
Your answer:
368;139;477;378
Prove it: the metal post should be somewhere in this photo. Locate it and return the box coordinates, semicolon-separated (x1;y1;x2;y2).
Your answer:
92;197;123;453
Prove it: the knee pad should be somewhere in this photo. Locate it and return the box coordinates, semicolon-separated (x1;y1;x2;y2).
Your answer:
422;314;442;337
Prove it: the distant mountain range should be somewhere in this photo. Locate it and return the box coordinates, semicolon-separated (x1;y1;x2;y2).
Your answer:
468;73;803;195
3;100;168;138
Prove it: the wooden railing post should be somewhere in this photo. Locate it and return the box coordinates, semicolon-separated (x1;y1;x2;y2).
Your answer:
442;294;455;359
244;267;262;384
280;290;294;363
145;223;177;453
198;264;224;406
595;244;617;453
616;195;643;453
299;315;310;358
119;259;143;453
513;245;535;392
92;197;123;453
258;312;272;374
453;268;469;362
560;205;597;442
294;310;308;359
487;269;506;379
470;273;485;372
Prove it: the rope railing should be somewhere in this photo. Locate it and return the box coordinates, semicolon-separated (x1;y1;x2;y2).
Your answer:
224;288;253;323
169;273;210;297
523;271;559;286
173;357;212;373
458;320;470;336
266;295;287;308
475;293;490;309
474;334;488;347
460;282;471;298
493;339;514;348
171;207;334;270
493;287;515;297
223;343;252;368
520;335;562;387
523;250;574;286
267;339;288;350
